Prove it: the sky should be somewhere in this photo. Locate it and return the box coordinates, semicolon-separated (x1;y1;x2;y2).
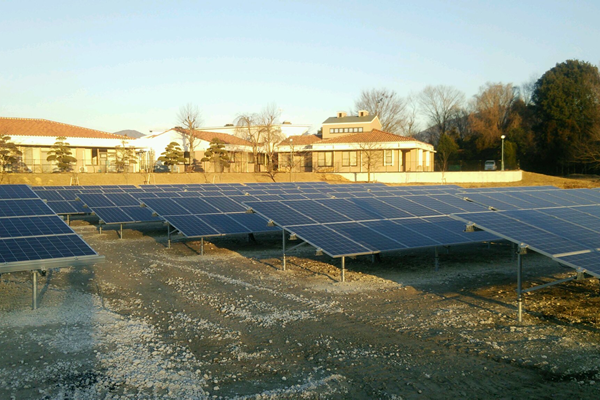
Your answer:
1;0;599;134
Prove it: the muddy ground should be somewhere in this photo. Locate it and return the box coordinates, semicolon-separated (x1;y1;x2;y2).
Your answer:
0;217;599;399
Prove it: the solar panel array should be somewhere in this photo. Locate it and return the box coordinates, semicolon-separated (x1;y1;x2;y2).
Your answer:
33;185;137;215
77;193;162;224
244;196;495;257
0;185;102;273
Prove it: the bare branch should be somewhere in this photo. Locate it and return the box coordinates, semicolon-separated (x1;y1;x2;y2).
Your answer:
354;88;408;134
418;85;465;144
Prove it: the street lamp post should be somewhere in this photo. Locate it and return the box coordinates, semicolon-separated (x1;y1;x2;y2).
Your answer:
501;135;506;171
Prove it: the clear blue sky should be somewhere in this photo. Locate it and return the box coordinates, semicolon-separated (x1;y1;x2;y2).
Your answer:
1;0;598;134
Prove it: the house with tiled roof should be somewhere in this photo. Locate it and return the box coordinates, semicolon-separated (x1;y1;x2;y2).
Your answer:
0;117;134;173
134;128;256;172
276;112;434;175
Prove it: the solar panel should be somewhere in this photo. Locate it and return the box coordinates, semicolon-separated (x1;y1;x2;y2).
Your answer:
166;215;221;237
284;200;352;224
122;206;162;222
141;198;191;216
401;195;467;215
0;185;39;199
229;213;280;233
93;207;135;224
32;190;65;201
105;193;141;207
325;222;407;252
316;199;384;221
349;198;415;219
244;201;315;227
46;201;79;214
173;197;221;215
0;234;98;264
199;214;251;235
0;199;56;217
287;224;372;257
0;215;73;238
377;197;443;217
202;196;247;213
77;193;115;208
392;218;468;245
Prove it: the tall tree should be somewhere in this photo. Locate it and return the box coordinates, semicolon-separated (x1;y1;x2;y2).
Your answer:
114;138;138;173
0;135;22;173
354;88;408;134
436;132;459;171
177;103;203;155
418;85;465;144
532;59;600;173
468;82;520;152
201;138;230;173
357;140;384;183
46;136;77;172
257;104;284;181
157;142;185;172
234;113;261;172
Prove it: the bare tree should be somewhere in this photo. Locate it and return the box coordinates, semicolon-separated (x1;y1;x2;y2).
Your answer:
402;95;420;137
257;104;284;181
357;140;384;183
234;113;261;172
468;82;520;151
177;103;203;155
519;74;538;106
418;85;465;144
354;88;408;135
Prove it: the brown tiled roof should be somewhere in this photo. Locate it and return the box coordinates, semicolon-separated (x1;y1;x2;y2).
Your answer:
175;128;251;146
279;135;322;145
0;117;129;139
320;129;424;144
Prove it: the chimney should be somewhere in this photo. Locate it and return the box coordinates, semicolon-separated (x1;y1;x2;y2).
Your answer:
337;111;347;118
358;110;369;117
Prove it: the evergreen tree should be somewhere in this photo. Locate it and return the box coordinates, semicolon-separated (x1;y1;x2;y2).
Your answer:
532;59;600;173
0;135;22;173
436;132;459;171
201;138;230;172
114;139;138;173
46;136;77;172
157;142;185;172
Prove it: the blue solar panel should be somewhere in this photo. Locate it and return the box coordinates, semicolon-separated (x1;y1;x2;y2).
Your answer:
505;192;562;208
0;215;73;239
316;199;384;221
33;190;66;201
557;251;600;275
0;234;97;263
230;213;280;233
0;199;55;217
463;193;521;210
349;198;415;219
422;216;497;243
105;193;140;207
141;198;190;216
393;218;467;245
166;215;221;237
173;197;221;215
428;194;489;213
360;220;441;248
376;197;442;217
93;207;135;224
325;222;407;252
285;200;352;223
77;194;115;208
199;214;250;235
202;196;247;213
122;206;162;222
0;185;38;199
244;201;315;226
46;201;78;214
401;195;467;215
452;211;585;256
288;224;372;257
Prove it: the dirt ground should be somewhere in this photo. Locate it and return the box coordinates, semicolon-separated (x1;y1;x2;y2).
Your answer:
0;172;599;398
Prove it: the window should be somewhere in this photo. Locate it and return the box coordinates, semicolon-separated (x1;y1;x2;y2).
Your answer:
384;150;393;166
342;151;358;167
248;153;255;164
317;152;333;167
358;127;363;132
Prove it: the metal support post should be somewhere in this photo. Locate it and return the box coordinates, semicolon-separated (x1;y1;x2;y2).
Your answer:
32;270;38;310
99;225;103;234
341;256;346;282
66;214;70;226
120;224;123;239
167;223;171;249
200;237;204;256
434;247;439;271
282;229;286;271
517;251;524;323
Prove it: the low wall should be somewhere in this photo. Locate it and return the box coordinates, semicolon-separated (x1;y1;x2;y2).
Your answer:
335;170;523;184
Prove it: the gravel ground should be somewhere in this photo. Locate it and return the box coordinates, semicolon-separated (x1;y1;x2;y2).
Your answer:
0;219;599;399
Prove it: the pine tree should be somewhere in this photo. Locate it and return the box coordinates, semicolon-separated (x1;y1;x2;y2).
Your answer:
157;142;185;172
201;138;230;172
46;136;77;172
0;135;22;173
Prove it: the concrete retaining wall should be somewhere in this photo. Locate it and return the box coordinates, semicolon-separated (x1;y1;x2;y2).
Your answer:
335;170;523;184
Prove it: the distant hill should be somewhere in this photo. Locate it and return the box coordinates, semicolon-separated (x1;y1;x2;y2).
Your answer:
114;129;145;138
